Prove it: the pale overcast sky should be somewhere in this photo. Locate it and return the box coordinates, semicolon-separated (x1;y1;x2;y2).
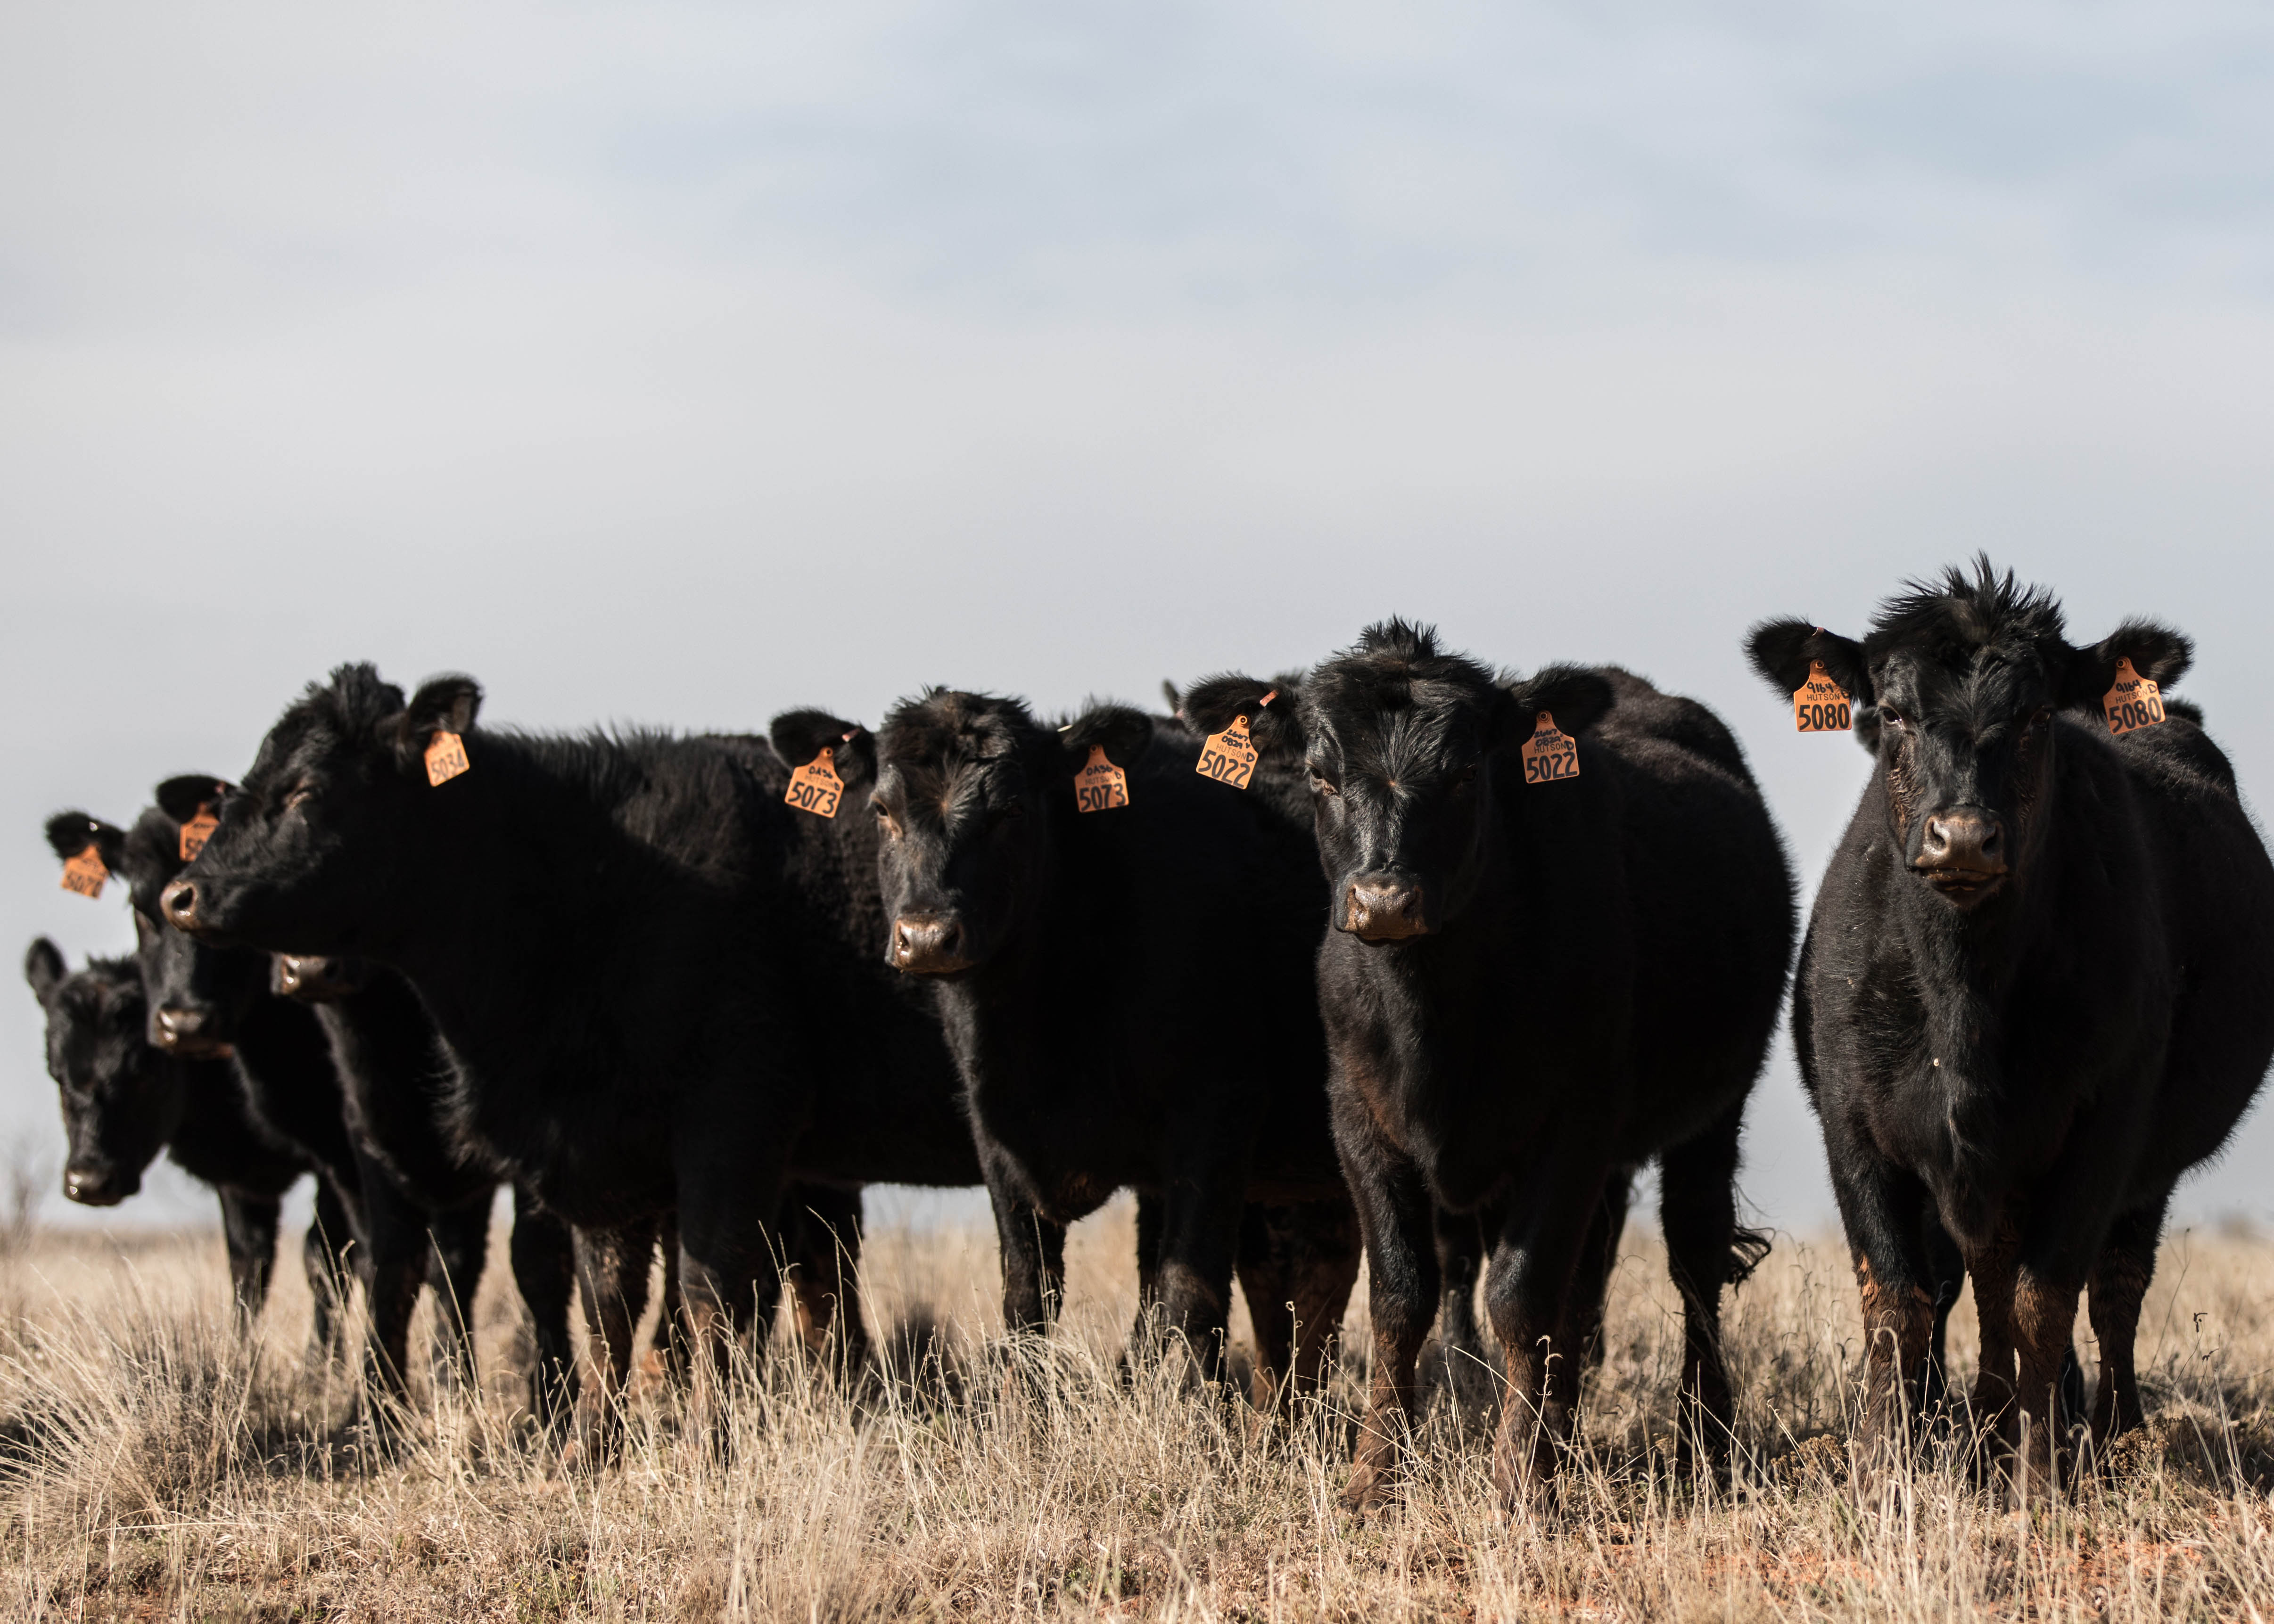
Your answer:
8;2;2274;1232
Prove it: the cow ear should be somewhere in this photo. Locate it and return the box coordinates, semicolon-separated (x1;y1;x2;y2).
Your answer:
768;710;876;790
2063;620;2192;710
1497;664;1614;747
390;675;483;775
25;937;67;1004
154;775;231;825
1181;673;1307;762
1055;704;1153;776
1748;619;1871;709
46;812;125;871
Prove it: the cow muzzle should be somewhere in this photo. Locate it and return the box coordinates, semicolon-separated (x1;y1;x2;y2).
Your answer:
64;1161;134;1206
1914;808;2009;902
160;878;214;938
1343;876;1430;942
150;1004;232;1058
890;914;976;976
272;954;363;1003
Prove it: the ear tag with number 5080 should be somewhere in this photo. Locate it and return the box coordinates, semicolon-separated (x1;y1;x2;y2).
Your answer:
785;746;846;818
1793;660;1852;733
1074;745;1130;813
425;730;470;787
2102;657;2167;738
60;844;108;900
179;802;219;861
1520;711;1580;785
1195;688;1277;791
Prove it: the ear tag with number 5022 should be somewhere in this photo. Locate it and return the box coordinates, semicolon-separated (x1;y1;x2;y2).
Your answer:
1793;660;1852;733
179;801;220;861
60;844;108;900
786;746;846;818
1520;711;1580;785
425;730;470;787
2102;657;2167;738
1195;688;1277;791
1074;745;1130;813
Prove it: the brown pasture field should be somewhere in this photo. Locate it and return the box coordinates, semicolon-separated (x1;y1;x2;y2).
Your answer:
2;1197;2271;1622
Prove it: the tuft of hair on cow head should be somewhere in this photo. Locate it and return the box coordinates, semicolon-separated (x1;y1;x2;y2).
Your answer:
2061;620;2193;713
1747;619;1871;711
1180;673;1306;761
154;775;231;827
387;674;483;778
1499;664;1615;745
768;710;877;790
45;811;126;873
1055;704;1153;777
24;937;68;1005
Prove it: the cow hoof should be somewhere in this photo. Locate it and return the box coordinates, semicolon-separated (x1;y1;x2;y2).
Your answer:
1338;1464;1394;1516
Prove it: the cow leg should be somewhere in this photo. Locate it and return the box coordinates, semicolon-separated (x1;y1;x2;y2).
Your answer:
304;1175;362;1365
985;1149;1067;1337
1919;1214;1966;1416
1281;1197;1360;1401
674;1136;794;1433
1658;1107;1748;1478
783;1185;871;1379
654;1212;692;1382
2087;1192;2169;1444
1484;1148;1613;1513
1432;1203;1489;1379
2009;1262;2084;1500
217;1189;282;1331
1234;1204;1298;1410
568;1216;661;1463
423;1188;496;1393
1148;1158;1246;1387
356;1172;428;1407
1135;1189;1165;1312
1963;1222;2022;1444
508;1187;578;1429
1827;1156;1934;1472
1569;1172;1634;1380
1335;1095;1439;1515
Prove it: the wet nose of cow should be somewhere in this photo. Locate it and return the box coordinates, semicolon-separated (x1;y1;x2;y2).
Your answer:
1344;877;1430;941
161;878;202;932
64;1162;125;1206
1917;810;2008;877
890;915;975;975
151;1004;212;1051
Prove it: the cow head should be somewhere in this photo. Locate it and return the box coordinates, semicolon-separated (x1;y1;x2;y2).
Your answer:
23;940;182;1206
1210;623;1611;941
871;689;1151;976
161;664;481;955
1748;557;2191;910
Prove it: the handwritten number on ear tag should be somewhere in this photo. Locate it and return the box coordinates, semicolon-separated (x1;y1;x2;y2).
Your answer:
425;730;470;787
1195;688;1277;791
1793;660;1853;733
179;803;219;861
1074;745;1130;813
60;844;107;899
2103;657;2167;737
786;747;845;818
1520;711;1580;785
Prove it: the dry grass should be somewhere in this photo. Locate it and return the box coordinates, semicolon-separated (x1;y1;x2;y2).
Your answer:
3;1200;2271;1622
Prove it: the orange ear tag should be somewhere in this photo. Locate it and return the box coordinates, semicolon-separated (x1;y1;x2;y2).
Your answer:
179;803;219;861
1195;689;1276;791
1074;745;1130;813
785;746;845;818
1793;660;1852;733
60;844;108;900
2102;657;2167;738
424;730;471;787
1520;711;1580;785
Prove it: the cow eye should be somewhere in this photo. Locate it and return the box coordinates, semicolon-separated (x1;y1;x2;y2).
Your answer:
1454;764;1478;787
1879;706;1907;730
2028;706;2052;728
1308;765;1338;796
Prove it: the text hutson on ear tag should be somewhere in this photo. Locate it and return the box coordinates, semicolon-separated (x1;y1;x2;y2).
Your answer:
785;746;845;818
1793;660;1852;733
179;803;219;861
1074;745;1131;813
425;730;471;787
1521;711;1580;785
60;844;108;900
2103;657;2167;738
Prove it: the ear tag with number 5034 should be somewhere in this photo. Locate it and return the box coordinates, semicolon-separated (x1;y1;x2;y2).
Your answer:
60;844;107;900
1195;688;1277;791
1074;745;1130;813
1793;660;1852;733
2103;657;2167;738
1520;711;1580;785
786;746;846;818
425;730;470;787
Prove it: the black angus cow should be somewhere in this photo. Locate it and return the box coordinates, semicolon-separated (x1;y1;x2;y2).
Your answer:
1748;561;2274;1493
864;689;1360;1400
1195;623;1794;1512
23;937;327;1326
162;667;1008;1439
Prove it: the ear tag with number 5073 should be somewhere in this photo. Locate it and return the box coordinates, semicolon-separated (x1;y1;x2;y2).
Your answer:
1793;660;1852;733
1195;688;1277;791
1074;745;1130;813
1520;711;1580;785
179;801;220;861
425;730;471;787
2103;657;2167;738
60;844;108;900
786;746;846;818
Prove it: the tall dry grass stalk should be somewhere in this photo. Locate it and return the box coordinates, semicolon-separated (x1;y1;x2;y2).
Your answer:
2;1201;2269;1621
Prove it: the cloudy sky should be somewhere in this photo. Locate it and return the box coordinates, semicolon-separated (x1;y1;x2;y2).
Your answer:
7;1;2274;1232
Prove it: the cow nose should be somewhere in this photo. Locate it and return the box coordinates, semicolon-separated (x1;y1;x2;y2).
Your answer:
161;878;202;931
64;1164;125;1206
1917;810;2008;878
890;914;975;975
151;1004;223;1055
1344;877;1430;942
272;956;305;996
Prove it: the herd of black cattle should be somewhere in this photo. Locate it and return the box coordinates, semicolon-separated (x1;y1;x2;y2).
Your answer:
25;558;2274;1512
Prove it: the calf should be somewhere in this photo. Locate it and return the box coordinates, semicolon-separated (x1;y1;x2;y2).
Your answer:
163;667;999;1433
22;935;330;1326
1198;623;1793;1511
1748;561;2274;1493
865;690;1359;1396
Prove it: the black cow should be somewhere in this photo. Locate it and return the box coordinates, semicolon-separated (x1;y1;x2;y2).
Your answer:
1196;623;1793;1512
162;667;1006;1440
865;689;1360;1398
1748;561;2274;1493
22;936;336;1329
